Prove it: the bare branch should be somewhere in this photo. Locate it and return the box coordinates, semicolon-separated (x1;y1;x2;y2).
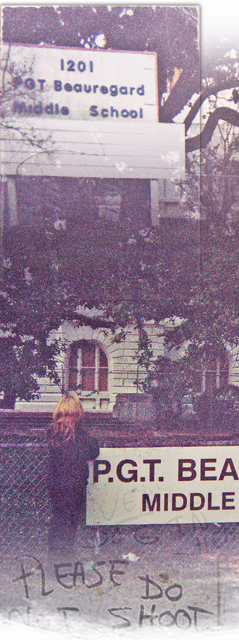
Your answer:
186;107;239;153
184;80;239;133
1;43;11;103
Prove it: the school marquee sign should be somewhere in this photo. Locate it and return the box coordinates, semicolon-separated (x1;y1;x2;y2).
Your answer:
2;43;184;223
87;446;239;525
3;44;158;122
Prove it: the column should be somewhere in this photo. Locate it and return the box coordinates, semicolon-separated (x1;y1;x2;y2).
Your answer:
150;179;160;226
7;176;18;226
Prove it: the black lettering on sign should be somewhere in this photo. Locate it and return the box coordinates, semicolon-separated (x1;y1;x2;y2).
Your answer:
109;560;129;586
142;494;161;512
116;460;137;482
38;79;46;90
54;80;62;91
36;613;51;631
85;561;106;589
219;458;239;481
139;604;158;626
222;492;235;509
190;493;205;511
108;608;132;628
165;584;183;602
158;610;175;627
110;85;118;96
137;85;145;95
13;76;22;88
60;60;93;72
54;564;73;589
172;494;187;511
93;459;111;482
201;459;217;481
178;459;196;481
100;85;108;94
8;607;31;627
12;556;53;598
174;609;192;629
24;78;35;90
33;103;43;114
111;106;119;118
139;574;163;599
67;60;75;72
90;104;98;117
143;459;163;482
207;493;220;510
78;61;86;72
73;561;85;586
12;563;33;598
64;83;72;92
187;605;213;628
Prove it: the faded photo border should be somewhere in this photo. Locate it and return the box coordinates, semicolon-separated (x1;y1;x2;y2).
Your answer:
0;1;239;640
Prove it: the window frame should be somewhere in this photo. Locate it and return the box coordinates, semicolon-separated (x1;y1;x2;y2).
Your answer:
195;352;229;394
68;341;108;394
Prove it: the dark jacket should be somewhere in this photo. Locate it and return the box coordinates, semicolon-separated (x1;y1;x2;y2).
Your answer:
48;422;99;493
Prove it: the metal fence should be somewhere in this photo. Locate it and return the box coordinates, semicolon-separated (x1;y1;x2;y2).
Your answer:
1;436;239;557
0;436;51;554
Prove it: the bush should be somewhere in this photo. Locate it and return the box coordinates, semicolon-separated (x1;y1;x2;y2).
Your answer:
192;385;239;429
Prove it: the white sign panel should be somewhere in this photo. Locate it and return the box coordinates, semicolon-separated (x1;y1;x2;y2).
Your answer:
3;44;158;122
87;446;239;525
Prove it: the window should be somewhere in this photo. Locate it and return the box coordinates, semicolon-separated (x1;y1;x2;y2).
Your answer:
194;352;229;394
68;341;108;393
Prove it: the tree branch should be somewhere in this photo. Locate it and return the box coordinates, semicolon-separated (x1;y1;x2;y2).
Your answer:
186;107;239;153
184;80;239;133
159;65;200;123
1;43;11;103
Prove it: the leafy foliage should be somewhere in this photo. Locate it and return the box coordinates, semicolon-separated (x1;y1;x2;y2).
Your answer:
1;6;239;409
193;386;239;430
140;355;195;426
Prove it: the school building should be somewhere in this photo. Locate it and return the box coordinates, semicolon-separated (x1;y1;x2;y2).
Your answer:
2;44;238;415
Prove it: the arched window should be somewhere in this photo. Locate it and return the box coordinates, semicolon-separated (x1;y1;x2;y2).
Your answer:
68;341;108;393
194;351;229;394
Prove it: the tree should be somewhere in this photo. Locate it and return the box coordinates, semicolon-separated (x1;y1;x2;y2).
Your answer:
182;128;239;232
2;5;200;122
1;6;239;410
1;42;53;154
2;5;239;146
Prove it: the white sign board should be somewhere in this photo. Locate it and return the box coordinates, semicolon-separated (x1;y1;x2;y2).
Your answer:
3;44;158;122
1;120;185;180
87;446;239;525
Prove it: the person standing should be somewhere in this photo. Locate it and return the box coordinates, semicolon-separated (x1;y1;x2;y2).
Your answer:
47;394;99;551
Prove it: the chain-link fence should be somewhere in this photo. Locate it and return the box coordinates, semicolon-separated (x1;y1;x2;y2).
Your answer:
0;435;51;554
1;434;239;557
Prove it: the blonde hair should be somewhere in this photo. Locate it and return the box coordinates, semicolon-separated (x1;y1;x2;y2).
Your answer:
49;394;84;445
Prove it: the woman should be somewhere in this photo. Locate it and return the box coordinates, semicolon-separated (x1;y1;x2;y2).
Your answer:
47;394;99;551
